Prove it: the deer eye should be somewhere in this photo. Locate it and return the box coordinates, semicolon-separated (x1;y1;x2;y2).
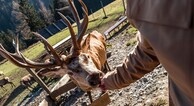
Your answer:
87;55;90;58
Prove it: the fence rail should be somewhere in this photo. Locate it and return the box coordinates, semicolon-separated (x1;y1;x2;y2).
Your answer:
38;16;74;39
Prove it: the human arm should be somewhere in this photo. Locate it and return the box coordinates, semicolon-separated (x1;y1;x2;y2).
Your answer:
101;32;160;90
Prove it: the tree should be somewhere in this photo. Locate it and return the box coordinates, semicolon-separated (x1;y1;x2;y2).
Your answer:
0;30;28;61
11;0;31;39
18;0;45;32
0;31;14;52
53;0;73;20
0;31;14;61
38;0;54;25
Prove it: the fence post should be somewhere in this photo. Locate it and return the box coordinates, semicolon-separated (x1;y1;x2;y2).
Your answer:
90;9;95;20
100;1;108;19
122;0;126;14
26;68;55;100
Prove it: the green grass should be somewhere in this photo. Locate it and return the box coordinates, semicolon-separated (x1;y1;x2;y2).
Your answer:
0;0;125;105
126;37;137;46
106;43;112;48
127;25;138;35
126;26;138;46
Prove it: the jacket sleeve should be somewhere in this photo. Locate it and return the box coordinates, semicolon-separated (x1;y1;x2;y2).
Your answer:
102;32;160;90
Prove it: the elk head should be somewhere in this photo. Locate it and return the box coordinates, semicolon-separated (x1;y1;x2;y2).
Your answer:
0;0;106;91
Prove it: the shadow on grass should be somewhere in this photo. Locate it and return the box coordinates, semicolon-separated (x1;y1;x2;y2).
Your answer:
17;79;59;106
17;85;43;106
2;85;27;106
96;14;123;29
107;23;130;40
89;18;99;23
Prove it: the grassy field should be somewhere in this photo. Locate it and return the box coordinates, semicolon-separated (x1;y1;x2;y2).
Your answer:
0;0;125;105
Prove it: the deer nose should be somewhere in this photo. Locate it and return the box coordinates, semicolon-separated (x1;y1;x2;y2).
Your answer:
88;72;103;87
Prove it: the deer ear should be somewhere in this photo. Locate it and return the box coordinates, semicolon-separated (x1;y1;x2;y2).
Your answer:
81;34;91;53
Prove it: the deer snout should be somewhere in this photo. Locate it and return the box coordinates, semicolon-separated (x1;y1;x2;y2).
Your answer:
88;72;103;87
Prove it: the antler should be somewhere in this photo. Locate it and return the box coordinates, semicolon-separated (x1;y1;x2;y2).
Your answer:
77;0;88;45
0;33;62;69
32;32;61;65
17;32;62;68
0;42;32;68
58;12;80;51
58;0;88;52
0;0;89;69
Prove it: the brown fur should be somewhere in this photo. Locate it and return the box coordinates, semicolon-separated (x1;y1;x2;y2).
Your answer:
0;0;107;92
20;74;35;90
61;31;107;91
81;31;106;70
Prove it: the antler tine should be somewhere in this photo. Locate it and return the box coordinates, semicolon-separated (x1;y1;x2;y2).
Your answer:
18;52;58;68
32;32;62;65
0;44;31;68
40;39;51;54
58;12;80;50
0;43;25;63
13;35;20;55
12;35;26;61
68;0;81;32
79;0;88;14
1;39;53;69
11;36;59;68
12;36;48;68
77;0;89;45
0;44;7;51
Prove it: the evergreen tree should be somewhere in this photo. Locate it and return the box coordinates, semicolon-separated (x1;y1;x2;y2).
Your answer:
38;0;54;25
53;0;72;20
12;0;31;39
0;31;14;52
0;30;28;61
18;0;45;32
0;30;14;61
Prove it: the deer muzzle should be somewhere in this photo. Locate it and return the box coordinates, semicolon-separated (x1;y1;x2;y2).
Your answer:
88;72;104;87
